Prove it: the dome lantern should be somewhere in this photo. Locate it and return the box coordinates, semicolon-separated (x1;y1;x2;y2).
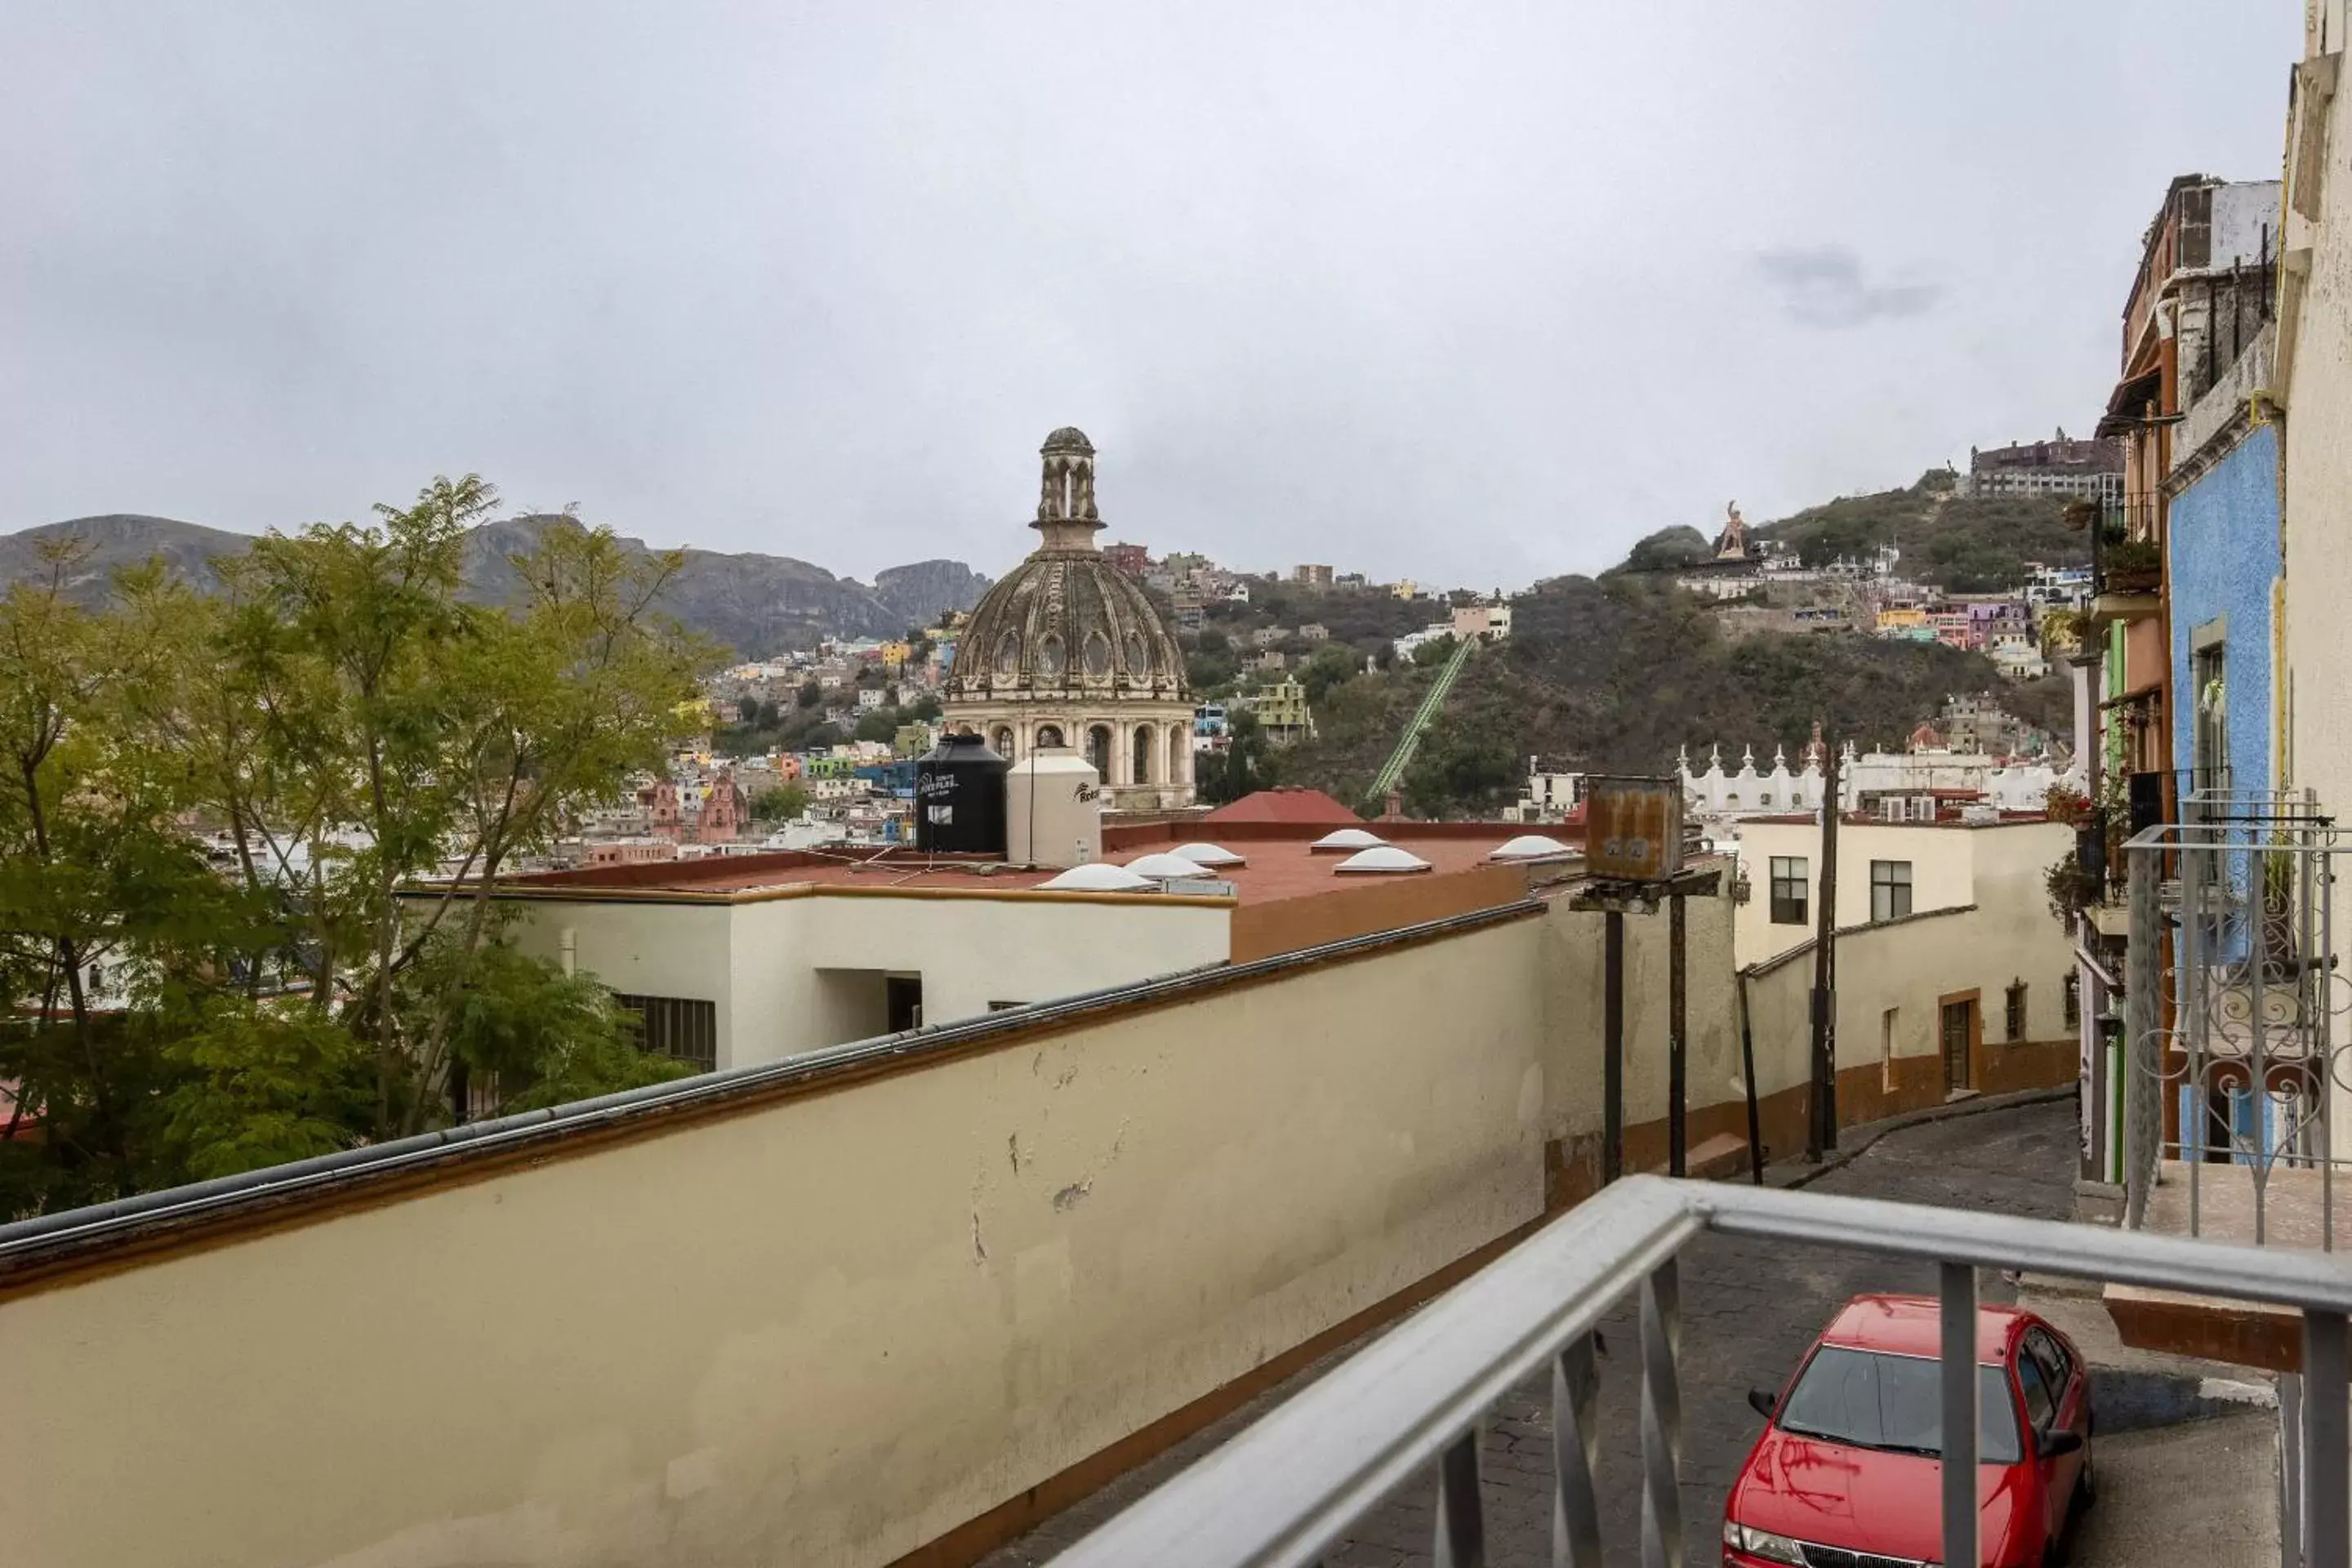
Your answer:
1035;426;1104;551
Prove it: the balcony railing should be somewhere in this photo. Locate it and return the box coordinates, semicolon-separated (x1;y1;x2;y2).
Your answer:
1053;1175;2352;1568
2125;793;2346;1245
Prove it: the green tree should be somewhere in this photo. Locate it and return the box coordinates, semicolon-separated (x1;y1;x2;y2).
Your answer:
1413;635;1458;668
1401;725;1517;818
398;924;688;1118
797;679;823;709
0;544;282;1209
0;483;722;1211
751;782;809;822
1299;644;1357;706
854;706;900;743
1195;709;1279;806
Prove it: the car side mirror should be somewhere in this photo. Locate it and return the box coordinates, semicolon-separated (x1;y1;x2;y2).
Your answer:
1747;1388;1778;1419
2038;1428;2083;1459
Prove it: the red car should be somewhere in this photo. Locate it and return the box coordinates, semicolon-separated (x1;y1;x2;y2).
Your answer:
1722;1294;2094;1568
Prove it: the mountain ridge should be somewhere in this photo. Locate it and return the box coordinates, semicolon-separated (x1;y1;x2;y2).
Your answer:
0;513;990;658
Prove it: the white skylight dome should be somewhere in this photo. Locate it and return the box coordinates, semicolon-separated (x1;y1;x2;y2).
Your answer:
1169;841;1247;867
1333;845;1432;875
1310;827;1389;853
1125;852;1212;880
1039;862;1155;892
1489;834;1576;862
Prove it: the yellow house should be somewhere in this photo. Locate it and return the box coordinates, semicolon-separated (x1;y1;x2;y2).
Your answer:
879;640;913;670
1876;605;1929;634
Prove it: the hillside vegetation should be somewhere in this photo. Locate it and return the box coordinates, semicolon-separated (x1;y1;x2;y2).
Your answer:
1267;573;2061;816
1750;474;2085;593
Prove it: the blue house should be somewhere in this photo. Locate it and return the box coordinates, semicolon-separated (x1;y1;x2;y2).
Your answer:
2167;331;2282;805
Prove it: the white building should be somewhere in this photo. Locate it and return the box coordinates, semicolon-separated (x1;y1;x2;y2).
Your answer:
1510;762;1584;823
1679;740;2073;826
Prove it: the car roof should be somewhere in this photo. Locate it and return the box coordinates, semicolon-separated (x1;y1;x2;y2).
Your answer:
1819;1294;2034;1363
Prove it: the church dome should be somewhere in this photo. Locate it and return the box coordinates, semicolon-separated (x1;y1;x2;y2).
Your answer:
946;429;1187;703
946;549;1188;702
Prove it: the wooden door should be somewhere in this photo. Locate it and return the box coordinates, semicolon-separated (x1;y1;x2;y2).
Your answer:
1941;999;1975;1094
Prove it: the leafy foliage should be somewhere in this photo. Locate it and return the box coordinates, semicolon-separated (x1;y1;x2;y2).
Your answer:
0;478;717;1214
1194;708;1281;806
1745;483;2086;594
750;782;810;822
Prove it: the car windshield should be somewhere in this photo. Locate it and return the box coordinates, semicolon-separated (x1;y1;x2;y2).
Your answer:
1774;1347;2022;1464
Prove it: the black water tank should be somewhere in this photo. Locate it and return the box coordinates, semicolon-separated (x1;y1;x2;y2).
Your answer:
915;733;1009;856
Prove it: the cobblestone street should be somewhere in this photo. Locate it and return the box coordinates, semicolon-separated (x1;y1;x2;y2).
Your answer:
985;1097;2087;1567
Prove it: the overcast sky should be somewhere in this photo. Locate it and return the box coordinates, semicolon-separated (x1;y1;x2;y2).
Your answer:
0;2;2302;588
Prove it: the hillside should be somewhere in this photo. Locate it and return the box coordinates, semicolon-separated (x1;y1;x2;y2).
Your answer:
1750;474;2086;591
1267;573;2068;815
0;514;249;599
0;514;989;658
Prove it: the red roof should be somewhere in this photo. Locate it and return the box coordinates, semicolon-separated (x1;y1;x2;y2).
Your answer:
1202;787;1363;826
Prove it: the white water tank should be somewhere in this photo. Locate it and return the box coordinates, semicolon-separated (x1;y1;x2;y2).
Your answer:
1007;747;1104;869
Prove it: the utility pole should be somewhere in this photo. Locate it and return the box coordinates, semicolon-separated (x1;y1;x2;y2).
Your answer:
1604;910;1624;1183
1808;735;1842;1160
1668;887;1688;1177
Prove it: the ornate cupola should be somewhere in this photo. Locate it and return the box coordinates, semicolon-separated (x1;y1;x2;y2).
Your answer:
942;429;1196;810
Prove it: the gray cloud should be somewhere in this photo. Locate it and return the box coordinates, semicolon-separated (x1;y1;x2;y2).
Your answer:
0;3;2305;586
1753;247;1944;329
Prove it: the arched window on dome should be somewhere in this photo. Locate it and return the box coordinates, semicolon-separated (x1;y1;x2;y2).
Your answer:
1036;724;1065;750
991;725;1014;762
1086;724;1113;780
1167;724;1186;788
1132;726;1152;786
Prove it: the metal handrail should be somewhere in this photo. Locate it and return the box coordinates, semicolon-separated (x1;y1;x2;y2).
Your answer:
1054;1175;2351;1568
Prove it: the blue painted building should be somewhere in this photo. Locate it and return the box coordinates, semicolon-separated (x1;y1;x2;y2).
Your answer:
2167;417;2280;800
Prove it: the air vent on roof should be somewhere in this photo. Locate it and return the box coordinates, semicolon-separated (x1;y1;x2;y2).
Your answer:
1311;827;1389;853
1039;863;1155;893
1489;834;1575;862
1170;841;1247;867
1333;846;1432;875
1125;852;1210;880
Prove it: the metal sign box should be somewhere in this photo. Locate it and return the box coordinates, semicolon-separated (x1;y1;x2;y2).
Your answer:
1584;774;1685;884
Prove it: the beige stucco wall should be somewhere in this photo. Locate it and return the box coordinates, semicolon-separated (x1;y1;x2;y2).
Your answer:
503;897;742;1049
0;914;1552;1568
1533;875;1753;1139
1743;822;2074;1088
1728;820;2068;968
2279;17;2352;1137
795;893;1230;1021
505;893;1232;1070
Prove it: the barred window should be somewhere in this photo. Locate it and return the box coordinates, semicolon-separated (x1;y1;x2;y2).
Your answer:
2063;971;2081;1030
1768;857;1809;926
613;993;718;1072
2006;980;2029;1043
